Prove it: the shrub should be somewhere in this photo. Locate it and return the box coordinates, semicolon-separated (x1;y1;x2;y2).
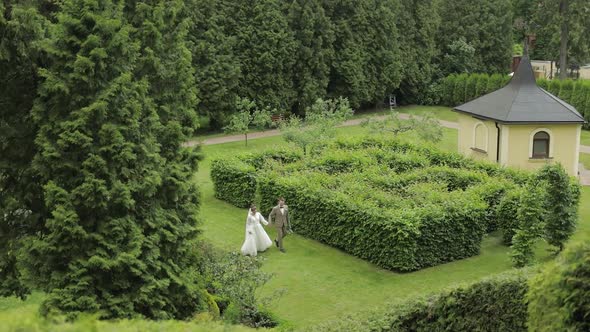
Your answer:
497;188;523;245
307;269;530;332
536;164;581;251
475;73;490;97
468;179;514;232
465;74;479;101
548;79;561;96
527;242;590;332
258;175;487;272
210;158;256;208
537;78;549;90
487;73;507;93
441;74;458;106
452;73;468;105
558;79;574;102
511;182;545;268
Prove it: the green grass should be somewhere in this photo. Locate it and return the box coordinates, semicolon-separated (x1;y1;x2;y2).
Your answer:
581;129;590;146
396;105;458;122
580;153;590;170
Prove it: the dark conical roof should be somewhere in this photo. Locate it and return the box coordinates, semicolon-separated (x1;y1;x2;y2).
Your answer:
454;56;585;124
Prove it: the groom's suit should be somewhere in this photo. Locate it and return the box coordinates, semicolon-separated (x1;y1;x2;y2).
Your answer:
268;205;291;250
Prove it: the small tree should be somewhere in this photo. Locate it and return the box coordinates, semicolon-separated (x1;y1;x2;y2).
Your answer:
362;111;443;143
537;163;580;251
224;98;273;146
279;97;353;155
511;182;545;268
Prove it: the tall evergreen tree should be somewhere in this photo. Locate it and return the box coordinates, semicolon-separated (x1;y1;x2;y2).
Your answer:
396;0;440;103
437;0;513;75
24;0;206;318
0;0;47;299
186;0;240;129
325;0;401;108
235;0;295;110
287;0;334;115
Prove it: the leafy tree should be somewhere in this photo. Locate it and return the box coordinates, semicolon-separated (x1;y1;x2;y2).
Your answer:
511;182;545;267
224;98;273;146
287;0;334;115
362;112;443;143
0;0;48;299
537;163;580;251
186;0;240;129
234;0;295;110
25;0;207;319
280;97;353;155
439;37;477;77
531;0;590;79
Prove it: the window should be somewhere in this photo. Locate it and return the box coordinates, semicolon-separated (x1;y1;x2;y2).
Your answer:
532;131;550;158
473;123;488;152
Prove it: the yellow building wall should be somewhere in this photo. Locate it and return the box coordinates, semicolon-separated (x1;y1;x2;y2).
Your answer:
457;113;499;163
457;113;581;176
502;124;581;176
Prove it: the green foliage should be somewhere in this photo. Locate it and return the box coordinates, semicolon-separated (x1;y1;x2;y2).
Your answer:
452;73;468;105
210;159;257;208
548;79;561;96
497;188;524;245
22;0;206;319
527;242;590;332
362;111;443;143
436;0;513;75
465;74;479;101
223;98;273;146
186;0;240;129
279;97;353;155
0;0;48;299
308;269;530;332
396;0;440;104
511;183;546;268
198;243;278;328
234;0;295;110
558;79;574;102
287;0;334;115
537;163;581;251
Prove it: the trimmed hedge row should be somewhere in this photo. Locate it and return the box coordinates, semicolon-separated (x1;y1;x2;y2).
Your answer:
210;158;257;208
258;175;487;271
431;73;511;107
307;269;530;332
537;78;590;129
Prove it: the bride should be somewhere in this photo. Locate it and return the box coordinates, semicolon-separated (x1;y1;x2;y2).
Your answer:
241;204;273;256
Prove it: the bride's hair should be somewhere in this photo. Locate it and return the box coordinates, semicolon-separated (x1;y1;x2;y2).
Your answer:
250;204;257;212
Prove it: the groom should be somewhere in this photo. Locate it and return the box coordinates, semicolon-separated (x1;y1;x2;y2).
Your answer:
268;197;291;253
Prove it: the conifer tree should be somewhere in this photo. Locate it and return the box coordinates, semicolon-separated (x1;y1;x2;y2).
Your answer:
0;0;47;299
397;0;440;103
186;0;240;129
235;0;295;110
287;0;334;115
25;0;206;319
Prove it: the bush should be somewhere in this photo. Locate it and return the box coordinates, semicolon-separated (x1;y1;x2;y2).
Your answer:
210;158;257;208
528;242;590;332
475;73;489;97
307;269;530;332
497;188;523;245
465;74;479;101
257;172;487;272
452;73;468;105
548;79;561;96
558;79;574;102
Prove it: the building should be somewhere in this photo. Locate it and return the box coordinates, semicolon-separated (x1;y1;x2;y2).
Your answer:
453;56;585;176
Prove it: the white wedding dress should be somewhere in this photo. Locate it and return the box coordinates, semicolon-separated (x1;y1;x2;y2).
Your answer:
241;211;273;256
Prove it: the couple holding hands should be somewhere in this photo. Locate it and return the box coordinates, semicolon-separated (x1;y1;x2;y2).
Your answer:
240;198;292;256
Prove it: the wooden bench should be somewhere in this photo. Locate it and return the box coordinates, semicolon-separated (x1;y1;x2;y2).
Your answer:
271;114;284;123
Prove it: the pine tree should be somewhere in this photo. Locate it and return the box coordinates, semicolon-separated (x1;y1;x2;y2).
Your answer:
0;0;48;300
186;0;240;129
235;0;295;110
25;0;206;319
287;0;334;115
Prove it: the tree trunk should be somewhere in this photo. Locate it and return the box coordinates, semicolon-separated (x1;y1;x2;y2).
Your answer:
558;0;568;80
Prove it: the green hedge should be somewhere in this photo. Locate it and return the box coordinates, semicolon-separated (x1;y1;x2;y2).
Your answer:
210;158;257;208
308;270;530;332
258;174;487;272
527;242;590;332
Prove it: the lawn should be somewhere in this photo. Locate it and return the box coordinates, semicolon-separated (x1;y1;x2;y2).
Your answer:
581;129;590;146
196;126;590;329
